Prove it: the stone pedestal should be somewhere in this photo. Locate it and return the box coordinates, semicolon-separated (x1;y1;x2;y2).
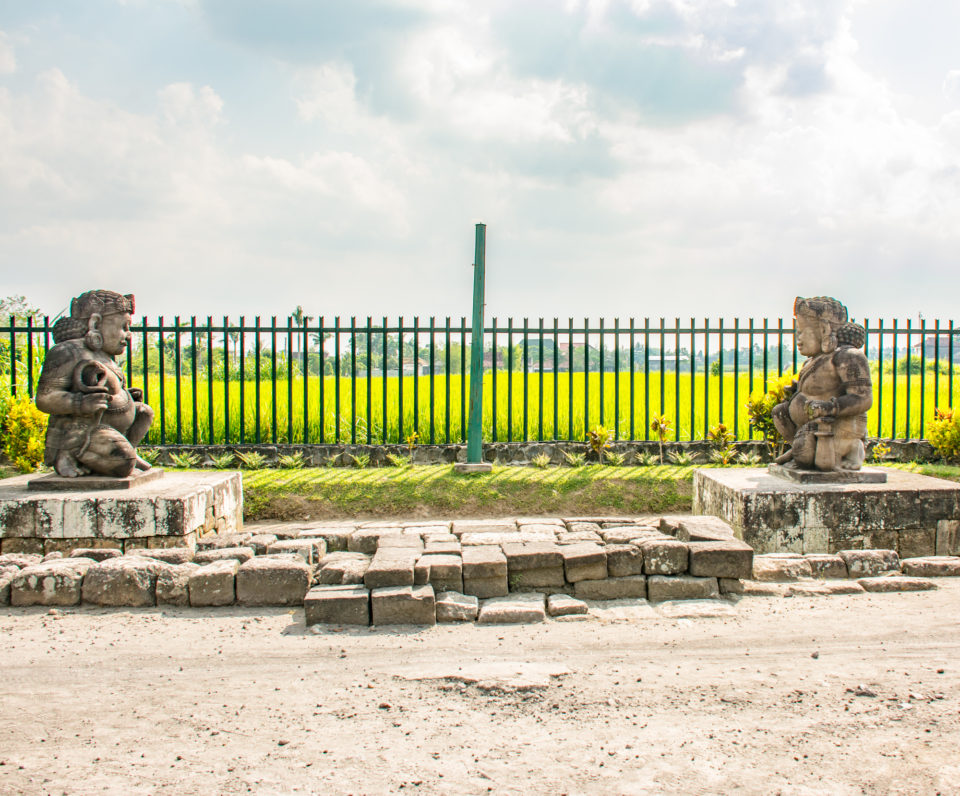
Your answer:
0;471;243;555
694;467;960;556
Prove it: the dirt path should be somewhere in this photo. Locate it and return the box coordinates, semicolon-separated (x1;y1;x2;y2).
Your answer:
2;583;959;795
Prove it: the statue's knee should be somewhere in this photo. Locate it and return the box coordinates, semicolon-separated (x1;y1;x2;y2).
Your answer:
78;427;137;477
791;428;817;466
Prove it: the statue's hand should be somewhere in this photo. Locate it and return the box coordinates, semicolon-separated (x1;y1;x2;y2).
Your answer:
77;392;110;414
129;388;143;402
805;399;836;419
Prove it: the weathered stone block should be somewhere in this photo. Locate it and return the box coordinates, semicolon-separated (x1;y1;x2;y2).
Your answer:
244;534;278;554
899;530;936;559
0;572;12;606
348;528;400;554
509;567;565;589
61;498;98;538
461;545;507;579
39;538;108;556
300;528;351;553
371;584;436;625
156;563;199;606
900;556;960;577
1;538;44;555
70;548;123;562
378;535;424;553
364;552;416;588
678;516;737;542
237;556;311;606
937;520;959;556
417;554;463;593
477;593;546;624
601;527;661;545
646;575;719;601
640;539;689;575
718;578;743;594
319;552;370;585
435;591;479;622
804;554;848;579
99;497;156;538
560;543;607;582
502;542;563;571
546;593;588;616
267;539;325;566
462;575;508;599
687;540;753;579
188;560;238;606
574;576;646;600
0;553;42;568
460;532;521;546
194;546;255;565
12;559;93;606
0;499;36;537
424;540;461;555
198;532;252;551
838;549;899;578
752;555;813;582
304;585;370;626
857;576;936;593
128;547;195;565
452;520;516;536
605;544;644;577
82;556;165;607
557;530;603;544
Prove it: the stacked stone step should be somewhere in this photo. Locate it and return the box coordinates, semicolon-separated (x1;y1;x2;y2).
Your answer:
735;547;953;596
4;513;957;616
304;515;757;626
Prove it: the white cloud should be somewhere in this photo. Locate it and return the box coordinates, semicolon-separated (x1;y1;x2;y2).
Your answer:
944;69;960;106
0;30;16;75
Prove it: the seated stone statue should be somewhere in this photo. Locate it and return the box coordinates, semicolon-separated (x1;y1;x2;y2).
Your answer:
35;290;154;478
772;296;872;472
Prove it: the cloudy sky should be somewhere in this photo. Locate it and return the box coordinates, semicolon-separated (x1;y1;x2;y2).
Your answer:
1;0;958;324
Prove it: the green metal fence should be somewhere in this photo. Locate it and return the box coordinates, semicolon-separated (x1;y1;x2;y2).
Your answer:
3;315;957;445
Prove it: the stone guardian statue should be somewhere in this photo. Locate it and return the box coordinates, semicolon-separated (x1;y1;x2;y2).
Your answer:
35;290;154;478
772;296;872;472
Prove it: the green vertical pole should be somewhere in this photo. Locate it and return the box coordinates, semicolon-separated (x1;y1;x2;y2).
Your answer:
466;223;487;464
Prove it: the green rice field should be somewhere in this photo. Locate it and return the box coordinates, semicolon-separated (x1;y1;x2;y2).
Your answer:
134;370;959;446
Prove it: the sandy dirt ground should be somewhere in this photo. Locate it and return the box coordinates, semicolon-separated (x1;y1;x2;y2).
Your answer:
1;583;959;795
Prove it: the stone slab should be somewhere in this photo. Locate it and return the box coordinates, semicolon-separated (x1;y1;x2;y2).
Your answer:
900;556;960;577
155;563;199;606
804;554;848;579
188;560;238;606
462;575;508;599
767;464;887;484
574;576;646;600
783;581;866;597
461;546;507;579
82;556;165;607
752;555;814;582
647;575;719;601
687;540;753;580
546;594;588;617
857;576;937;593
639;539;688;575
694;467;960;555
838;549;899;578
237;556;311;605
605;544;645;577
371;585;436;625
435;591;479;622
304;585;370;626
11;559;94;606
477;593;546;624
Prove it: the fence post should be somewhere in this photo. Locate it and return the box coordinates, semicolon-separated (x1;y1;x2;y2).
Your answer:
458;223;492;472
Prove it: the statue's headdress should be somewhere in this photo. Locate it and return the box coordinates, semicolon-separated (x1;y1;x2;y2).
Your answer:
52;290;135;345
794;296;848;354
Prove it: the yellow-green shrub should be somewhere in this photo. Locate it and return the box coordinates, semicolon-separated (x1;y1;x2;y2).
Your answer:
929;408;960;462
1;394;48;472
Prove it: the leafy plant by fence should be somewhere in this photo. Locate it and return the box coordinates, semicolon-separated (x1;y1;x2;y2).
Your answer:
3;315;958;446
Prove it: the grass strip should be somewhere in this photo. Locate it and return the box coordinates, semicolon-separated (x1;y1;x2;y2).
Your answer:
242;464;695;522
